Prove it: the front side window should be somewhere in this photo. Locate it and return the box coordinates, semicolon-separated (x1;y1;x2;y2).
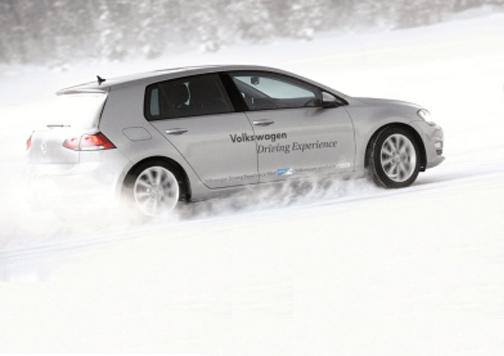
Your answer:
230;72;322;111
145;74;234;120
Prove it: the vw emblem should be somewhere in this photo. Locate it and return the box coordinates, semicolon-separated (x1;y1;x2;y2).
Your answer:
41;140;47;154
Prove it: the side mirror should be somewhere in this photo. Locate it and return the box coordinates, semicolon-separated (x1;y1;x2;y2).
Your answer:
321;92;341;108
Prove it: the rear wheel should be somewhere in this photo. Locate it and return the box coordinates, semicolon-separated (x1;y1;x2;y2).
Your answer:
368;127;420;188
125;162;181;216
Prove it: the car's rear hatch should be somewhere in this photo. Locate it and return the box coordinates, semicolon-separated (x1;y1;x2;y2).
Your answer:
27;91;108;171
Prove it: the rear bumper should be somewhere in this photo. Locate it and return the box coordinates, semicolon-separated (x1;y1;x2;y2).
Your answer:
24;150;131;210
25;169;117;212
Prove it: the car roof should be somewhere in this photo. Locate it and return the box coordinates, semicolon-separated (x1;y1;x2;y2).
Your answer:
57;64;350;100
57;65;307;94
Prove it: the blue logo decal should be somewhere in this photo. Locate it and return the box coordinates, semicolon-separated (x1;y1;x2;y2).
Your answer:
277;168;293;176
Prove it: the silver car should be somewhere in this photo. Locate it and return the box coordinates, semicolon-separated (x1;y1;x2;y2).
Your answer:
26;65;444;216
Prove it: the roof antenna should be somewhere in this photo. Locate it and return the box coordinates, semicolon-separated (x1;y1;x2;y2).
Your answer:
97;75;106;85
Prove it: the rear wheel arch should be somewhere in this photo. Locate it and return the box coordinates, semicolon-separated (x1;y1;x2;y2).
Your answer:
364;123;426;172
123;156;191;201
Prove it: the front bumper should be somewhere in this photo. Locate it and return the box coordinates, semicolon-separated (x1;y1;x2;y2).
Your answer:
411;120;445;170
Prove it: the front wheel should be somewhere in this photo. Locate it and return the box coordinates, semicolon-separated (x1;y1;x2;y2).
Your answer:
368;127;420;188
125;162;181;217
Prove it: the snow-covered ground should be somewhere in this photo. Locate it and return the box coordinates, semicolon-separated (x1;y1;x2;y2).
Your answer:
1;9;504;354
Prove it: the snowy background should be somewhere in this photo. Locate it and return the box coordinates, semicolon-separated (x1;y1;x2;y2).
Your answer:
1;1;504;354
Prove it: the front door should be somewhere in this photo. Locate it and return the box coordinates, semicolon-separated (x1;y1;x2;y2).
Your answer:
229;71;355;182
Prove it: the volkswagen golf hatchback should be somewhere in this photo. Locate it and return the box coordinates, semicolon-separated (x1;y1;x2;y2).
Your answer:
26;65;444;216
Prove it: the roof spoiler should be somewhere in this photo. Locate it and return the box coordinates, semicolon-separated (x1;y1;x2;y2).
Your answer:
56;88;108;96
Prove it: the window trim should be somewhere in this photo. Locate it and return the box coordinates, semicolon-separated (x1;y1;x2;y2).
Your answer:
219;72;249;112
143;70;349;121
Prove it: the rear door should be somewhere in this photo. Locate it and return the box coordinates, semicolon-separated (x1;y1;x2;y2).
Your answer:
146;74;259;189
228;71;355;182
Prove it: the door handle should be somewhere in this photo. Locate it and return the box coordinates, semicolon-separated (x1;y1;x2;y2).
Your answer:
165;128;188;135
253;119;274;127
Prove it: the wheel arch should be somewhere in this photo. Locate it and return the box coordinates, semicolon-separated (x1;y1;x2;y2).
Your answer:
364;123;427;172
122;156;192;201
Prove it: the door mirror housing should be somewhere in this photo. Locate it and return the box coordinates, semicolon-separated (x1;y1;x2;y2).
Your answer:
321;92;342;108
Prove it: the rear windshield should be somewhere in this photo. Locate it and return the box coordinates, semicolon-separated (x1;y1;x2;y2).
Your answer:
46;93;107;128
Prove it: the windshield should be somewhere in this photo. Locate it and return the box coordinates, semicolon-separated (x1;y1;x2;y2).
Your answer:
45;93;107;128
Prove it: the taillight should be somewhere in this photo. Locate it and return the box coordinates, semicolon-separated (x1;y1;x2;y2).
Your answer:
26;134;32;150
63;132;116;151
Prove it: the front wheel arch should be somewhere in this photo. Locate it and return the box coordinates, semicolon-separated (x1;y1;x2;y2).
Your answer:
364;123;426;172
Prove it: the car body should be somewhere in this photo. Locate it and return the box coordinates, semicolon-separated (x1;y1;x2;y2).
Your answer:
26;65;444;216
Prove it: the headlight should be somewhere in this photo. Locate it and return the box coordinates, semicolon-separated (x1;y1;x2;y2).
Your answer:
417;109;437;126
417;109;431;121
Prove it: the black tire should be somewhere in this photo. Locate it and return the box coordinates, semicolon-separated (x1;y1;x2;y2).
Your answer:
368;126;420;188
123;160;183;216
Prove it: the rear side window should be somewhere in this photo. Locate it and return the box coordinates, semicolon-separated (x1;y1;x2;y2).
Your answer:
145;74;234;120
